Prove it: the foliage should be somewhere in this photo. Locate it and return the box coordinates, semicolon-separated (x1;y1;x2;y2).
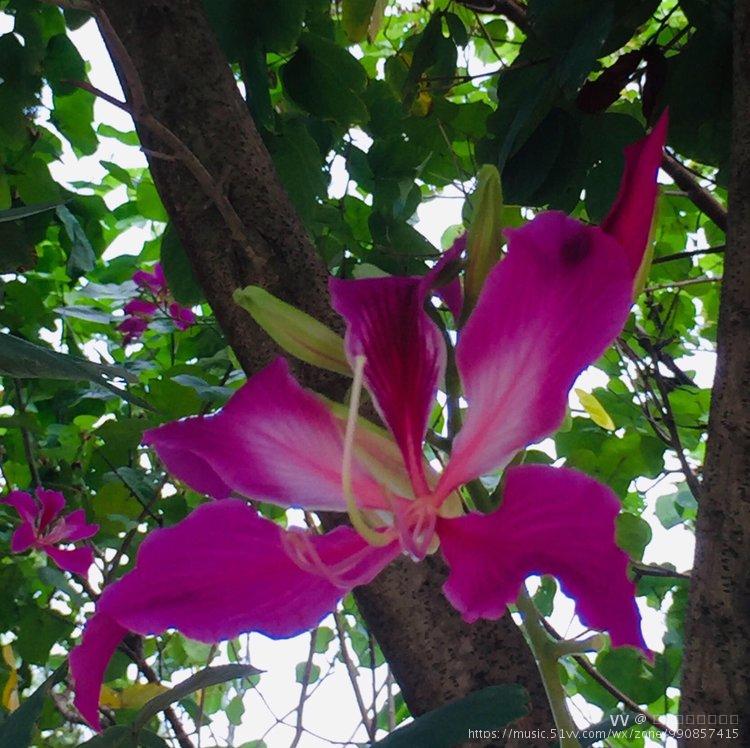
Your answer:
0;0;727;745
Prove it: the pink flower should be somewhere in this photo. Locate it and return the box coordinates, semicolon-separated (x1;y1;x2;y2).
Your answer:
3;488;98;576
133;262;167;298
168;302;197;330
119;263;196;342
71;115;667;730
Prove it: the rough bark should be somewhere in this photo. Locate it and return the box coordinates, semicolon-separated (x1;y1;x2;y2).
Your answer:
680;1;750;742
95;0;552;737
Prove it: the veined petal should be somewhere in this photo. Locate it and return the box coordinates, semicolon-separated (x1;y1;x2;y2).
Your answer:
3;490;39;525
438;465;646;652
437;213;632;498
36;489;65;533
330;276;446;496
144;358;391;511
601;112;668;274
123;298;158;317
45;545;95;576
72;500;398;729
70;613;128;730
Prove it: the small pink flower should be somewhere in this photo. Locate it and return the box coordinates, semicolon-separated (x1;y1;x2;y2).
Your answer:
3;489;98;576
117;315;149;344
168;303;197;331
133;263;167;298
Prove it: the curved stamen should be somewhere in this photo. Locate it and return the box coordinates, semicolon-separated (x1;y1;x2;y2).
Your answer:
281;528;390;589
342;355;394;547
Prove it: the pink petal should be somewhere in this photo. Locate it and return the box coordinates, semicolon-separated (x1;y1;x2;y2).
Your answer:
425;234;465;320
133;263;167;295
35;488;66;532
118;316;148;342
70;613;128;731
59;509;99;543
72;500;398;729
168;302;197;330
437;213;633;499
601;112;668;274
123;298;158;317
144;358;393;510
438;465;646;652
44;545;95;575
10;522;37;553
330;276;445;496
3;490;39;525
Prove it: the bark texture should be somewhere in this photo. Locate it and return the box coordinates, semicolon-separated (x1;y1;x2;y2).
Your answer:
680;1;750;742
95;0;552;737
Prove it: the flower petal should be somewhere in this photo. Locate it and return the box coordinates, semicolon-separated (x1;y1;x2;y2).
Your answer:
3;490;39;525
45;545;95;576
72;500;398;729
437;213;633;498
601;112;668;274
59;509;99;543
123;298;158;317
144;358;390;510
168;302;196;330
330;276;445;496
70;613;128;731
425;234;465;321
10;523;36;553
437;464;646;652
36;489;66;532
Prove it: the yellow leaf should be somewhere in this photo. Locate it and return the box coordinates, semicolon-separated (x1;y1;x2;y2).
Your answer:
410;91;433;117
2;645;19;712
575;388;615;430
100;682;169;710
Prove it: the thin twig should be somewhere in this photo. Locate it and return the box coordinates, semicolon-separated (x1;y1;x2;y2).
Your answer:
645;275;722;292
12;379;41;487
652;245;726;264
290;629;319;748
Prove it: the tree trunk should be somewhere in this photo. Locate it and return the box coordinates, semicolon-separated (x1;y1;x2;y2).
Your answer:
95;0;552;738
680;1;750;741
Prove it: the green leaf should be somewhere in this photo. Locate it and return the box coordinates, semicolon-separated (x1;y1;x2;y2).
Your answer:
51;88;97;155
160;223;203;305
0;664;66;748
0;201;63;223
98;123;141;146
136;179;168;222
616;512;653;561
132;664;261;733
372;685;529;748
0;333;151;408
342;0;377;42
56;205;95;274
267;119;326;225
43;34;85;94
295;662;321;683
78;726;169;748
281;33;368;125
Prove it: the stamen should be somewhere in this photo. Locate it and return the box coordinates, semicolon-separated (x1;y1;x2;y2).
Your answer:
342;355;394;547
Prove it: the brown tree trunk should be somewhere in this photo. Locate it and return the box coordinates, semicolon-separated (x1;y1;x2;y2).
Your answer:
680;1;750;742
94;0;552;738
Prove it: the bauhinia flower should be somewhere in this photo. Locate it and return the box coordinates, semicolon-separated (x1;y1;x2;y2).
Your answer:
118;262;196;343
2;488;98;576
71;114;667;730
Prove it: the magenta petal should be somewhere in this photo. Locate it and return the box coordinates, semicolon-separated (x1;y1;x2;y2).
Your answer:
437;213;633;499
168;302;197;330
60;509;99;542
601;112;668;274
45;545;95;576
425;234;465;320
71;613;128;731
438;465;646;652
10;523;37;553
3;490;39;525
98;500;398;640
35;488;66;532
133;263;167;295
330;276;445;496
118;316;149;342
144;358;389;510
123;298;158;317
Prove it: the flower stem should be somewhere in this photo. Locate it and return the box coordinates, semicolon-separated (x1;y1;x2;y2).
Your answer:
515;588;581;747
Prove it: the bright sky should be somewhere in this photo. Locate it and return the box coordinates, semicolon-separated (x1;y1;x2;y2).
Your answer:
8;12;714;747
